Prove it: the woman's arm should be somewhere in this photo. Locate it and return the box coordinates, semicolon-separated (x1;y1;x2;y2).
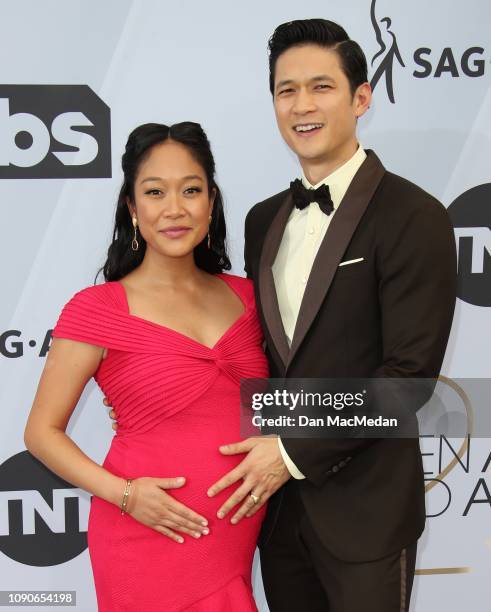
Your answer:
24;337;126;507
24;337;210;542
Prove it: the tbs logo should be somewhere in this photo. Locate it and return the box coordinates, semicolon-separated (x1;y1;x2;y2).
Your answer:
0;85;111;179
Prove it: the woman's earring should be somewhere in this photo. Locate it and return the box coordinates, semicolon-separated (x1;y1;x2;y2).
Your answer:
207;215;212;249
131;215;139;251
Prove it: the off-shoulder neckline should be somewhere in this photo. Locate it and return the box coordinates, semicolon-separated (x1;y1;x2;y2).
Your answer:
112;273;250;351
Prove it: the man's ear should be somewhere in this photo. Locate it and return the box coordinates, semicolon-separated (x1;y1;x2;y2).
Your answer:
354;82;372;118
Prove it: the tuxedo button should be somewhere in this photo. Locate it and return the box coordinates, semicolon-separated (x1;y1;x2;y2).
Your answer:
346;456;352;462
308;227;315;235
332;465;339;473
339;461;346;468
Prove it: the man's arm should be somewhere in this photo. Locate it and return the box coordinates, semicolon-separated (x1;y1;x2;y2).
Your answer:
281;197;457;486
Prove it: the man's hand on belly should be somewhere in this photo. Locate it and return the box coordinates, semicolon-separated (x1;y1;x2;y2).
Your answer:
207;437;290;524
103;397;118;430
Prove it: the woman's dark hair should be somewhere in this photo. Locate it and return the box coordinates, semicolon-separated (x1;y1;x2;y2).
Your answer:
268;19;368;97
101;121;231;281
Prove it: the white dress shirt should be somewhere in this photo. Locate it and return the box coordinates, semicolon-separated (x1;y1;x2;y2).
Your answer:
274;146;367;479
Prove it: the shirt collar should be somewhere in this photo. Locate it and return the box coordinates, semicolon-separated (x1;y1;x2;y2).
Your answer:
300;145;367;210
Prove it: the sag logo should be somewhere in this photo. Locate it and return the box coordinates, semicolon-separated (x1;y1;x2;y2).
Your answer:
0;85;111;179
0;329;52;358
370;0;486;103
448;184;491;307
0;451;90;566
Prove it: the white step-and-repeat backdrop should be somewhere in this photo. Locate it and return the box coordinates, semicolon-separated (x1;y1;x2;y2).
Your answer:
0;1;490;610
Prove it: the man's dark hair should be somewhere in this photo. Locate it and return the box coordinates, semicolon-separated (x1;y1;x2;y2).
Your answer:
268;19;368;97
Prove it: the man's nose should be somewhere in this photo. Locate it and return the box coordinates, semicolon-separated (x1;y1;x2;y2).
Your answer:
292;88;317;114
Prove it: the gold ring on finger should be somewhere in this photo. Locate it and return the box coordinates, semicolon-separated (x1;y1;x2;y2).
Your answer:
249;493;260;505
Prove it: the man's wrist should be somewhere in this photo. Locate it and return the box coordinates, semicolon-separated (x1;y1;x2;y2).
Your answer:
277;438;306;479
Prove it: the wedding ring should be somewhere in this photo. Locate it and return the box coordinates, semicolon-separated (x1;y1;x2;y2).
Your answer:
249;493;260;505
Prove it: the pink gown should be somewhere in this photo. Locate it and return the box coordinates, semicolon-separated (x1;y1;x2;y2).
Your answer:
52;273;269;611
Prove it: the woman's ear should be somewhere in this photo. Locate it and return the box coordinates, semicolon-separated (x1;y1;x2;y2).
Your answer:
209;188;217;216
127;197;136;219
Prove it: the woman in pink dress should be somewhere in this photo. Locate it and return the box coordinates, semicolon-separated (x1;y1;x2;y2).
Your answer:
24;122;269;611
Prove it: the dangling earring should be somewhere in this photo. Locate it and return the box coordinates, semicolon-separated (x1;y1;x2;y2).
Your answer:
131;215;139;251
207;215;212;249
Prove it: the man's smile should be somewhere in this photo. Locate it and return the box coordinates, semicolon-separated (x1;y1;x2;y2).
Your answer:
293;122;324;133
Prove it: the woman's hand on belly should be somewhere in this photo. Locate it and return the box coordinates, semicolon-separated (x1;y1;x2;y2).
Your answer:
127;476;210;543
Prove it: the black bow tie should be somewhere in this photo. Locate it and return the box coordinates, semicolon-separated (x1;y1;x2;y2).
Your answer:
290;178;334;216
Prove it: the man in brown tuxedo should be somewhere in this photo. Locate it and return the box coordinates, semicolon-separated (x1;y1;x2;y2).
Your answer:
107;18;456;612
205;18;457;612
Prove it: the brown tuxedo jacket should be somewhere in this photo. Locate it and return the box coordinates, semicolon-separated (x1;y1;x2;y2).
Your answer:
244;151;457;562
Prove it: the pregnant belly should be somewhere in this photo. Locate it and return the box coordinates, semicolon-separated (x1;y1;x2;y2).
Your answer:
102;419;249;516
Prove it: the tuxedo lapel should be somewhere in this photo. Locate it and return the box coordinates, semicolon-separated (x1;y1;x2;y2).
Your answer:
287;151;386;368
258;193;293;367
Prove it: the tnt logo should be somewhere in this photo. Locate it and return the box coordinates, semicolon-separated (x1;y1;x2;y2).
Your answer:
448;184;491;307
454;227;491;275
0;85;111;179
0;451;90;566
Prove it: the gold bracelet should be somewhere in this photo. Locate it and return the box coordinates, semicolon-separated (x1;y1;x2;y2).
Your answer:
120;478;133;515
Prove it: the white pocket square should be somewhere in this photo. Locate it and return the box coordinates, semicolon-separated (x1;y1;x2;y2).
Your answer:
338;257;364;267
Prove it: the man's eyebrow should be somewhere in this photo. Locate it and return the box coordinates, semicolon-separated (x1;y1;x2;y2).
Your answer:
276;75;336;90
276;79;295;90
311;75;335;83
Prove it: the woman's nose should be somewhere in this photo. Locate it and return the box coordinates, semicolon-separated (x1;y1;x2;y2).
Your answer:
162;193;185;217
